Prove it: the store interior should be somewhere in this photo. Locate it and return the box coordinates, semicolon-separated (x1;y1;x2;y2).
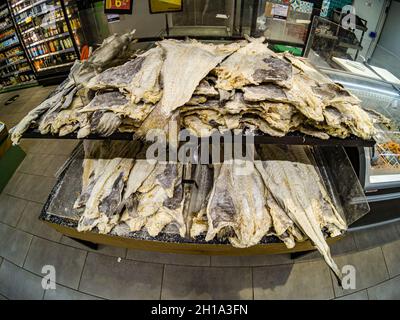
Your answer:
0;0;400;300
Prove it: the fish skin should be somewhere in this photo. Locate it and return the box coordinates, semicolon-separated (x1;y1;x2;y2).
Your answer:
135;40;242;137
215;39;293;90
255;145;343;280
228;161;272;248
76;142;135;232
10;79;75;143
205;164;237;241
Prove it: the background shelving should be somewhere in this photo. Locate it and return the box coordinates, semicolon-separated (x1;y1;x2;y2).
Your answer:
0;0;36;92
8;0;83;80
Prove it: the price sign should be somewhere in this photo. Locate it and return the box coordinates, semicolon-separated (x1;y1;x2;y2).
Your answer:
149;0;182;14
104;0;133;14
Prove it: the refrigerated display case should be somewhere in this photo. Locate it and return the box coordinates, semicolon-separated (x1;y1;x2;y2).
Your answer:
320;68;400;228
0;1;36;92
8;0;81;83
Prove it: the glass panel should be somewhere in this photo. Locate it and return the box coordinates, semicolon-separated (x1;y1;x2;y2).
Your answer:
255;0;313;45
169;0;235;37
369;44;400;83
306;16;364;68
322;68;400;187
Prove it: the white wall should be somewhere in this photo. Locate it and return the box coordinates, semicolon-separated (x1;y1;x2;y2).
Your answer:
353;0;387;60
370;0;400;77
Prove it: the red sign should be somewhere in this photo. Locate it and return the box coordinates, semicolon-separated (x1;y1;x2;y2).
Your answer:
104;0;133;14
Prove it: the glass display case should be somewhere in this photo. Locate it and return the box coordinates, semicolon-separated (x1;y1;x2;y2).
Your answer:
321;68;400;192
254;0;315;48
168;0;236;37
305;15;367;69
0;1;35;91
8;0;80;76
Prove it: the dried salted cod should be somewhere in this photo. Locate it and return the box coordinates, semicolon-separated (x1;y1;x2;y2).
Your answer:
242;80;323;123
10;78;75;143
264;192;303;249
189;165;214;238
96;158;136;234
283;52;331;84
215;37;293;90
80;91;131;113
135;39;242;136
86;47;163;104
205;161;272;247
86;29;137;72
228;161;272;248
205;163;236;241
120;159;157;231
194;79;219;96
74;141;130;209
79;111;122;138
77;144;133;232
145;183;186;237
329;102;375;140
50;96;84;135
255;145;342;279
122;162;184;233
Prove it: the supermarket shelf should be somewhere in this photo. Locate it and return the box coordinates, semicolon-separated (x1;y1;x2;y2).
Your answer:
21;129;376;147
14;0;48;16
32;47;74;60
27;32;69;48
0;51;24;64
0;42;19;53
17;5;61;25
21;15;70;35
0;68;32;79
0;33;17;43
11;0;25;9
38;61;74;72
0;58;26;71
0;23;14;33
0;79;37;93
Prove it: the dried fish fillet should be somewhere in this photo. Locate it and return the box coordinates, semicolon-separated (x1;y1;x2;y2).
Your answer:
255;145;343;279
135;40;241;136
215;38;293;90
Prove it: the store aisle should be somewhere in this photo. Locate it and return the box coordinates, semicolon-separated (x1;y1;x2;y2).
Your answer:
0;87;400;300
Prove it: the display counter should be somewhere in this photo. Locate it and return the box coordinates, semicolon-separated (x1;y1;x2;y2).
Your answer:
321;68;400;229
28;62;400;251
39;143;354;255
0;122;25;192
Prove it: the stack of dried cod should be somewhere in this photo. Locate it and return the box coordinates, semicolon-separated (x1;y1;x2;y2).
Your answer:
75;141;346;279
10;33;375;144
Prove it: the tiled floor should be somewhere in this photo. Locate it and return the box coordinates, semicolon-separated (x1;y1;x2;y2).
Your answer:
1;86;400;300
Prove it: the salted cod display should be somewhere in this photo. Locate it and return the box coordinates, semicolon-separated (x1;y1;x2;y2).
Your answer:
76;141;186;237
72;141;346;279
10;36;376;144
9;30;138;144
